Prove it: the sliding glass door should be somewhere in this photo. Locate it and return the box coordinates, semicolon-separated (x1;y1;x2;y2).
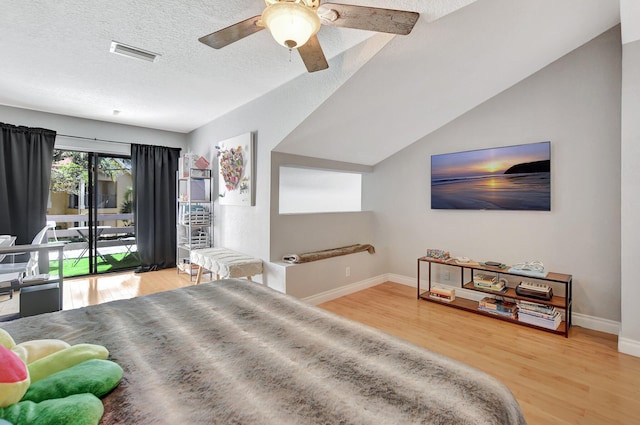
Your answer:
47;150;140;276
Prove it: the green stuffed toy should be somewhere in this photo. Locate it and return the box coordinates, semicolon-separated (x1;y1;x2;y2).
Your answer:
0;328;122;425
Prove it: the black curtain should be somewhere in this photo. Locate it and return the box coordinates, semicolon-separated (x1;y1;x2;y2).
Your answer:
0;122;56;245
131;144;181;272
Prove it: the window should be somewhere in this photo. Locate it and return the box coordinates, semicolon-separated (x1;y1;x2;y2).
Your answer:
279;166;362;214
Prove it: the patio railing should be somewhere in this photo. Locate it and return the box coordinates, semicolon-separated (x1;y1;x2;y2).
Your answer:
45;214;138;275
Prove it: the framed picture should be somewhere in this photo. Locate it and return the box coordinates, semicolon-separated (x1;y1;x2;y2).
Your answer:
431;141;551;211
215;132;256;206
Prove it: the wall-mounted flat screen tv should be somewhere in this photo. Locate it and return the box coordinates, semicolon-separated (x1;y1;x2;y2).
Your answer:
431;141;550;211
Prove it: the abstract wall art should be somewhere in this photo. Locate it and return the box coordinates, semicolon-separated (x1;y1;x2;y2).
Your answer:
215;132;256;206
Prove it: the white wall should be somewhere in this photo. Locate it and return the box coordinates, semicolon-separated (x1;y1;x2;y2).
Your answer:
620;38;640;355
364;28;622;321
275;0;620;166
0;105;187;149
266;153;381;297
187;40;386;290
278;166;362;214
621;0;640;44
270;153;375;259
284;251;378;300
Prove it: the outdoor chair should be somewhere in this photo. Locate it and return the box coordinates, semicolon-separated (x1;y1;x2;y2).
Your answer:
46;220;66;260
0;235;15;263
0;225;49;277
0;235;18;298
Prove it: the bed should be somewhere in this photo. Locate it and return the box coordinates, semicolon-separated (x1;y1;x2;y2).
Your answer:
1;279;526;424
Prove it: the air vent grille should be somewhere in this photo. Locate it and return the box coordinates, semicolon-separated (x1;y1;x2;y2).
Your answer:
110;41;159;62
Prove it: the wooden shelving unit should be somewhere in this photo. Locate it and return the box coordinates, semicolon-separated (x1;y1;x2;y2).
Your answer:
417;257;572;337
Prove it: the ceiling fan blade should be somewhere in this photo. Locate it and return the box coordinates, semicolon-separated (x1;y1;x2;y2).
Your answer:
318;3;419;35
297;35;329;73
199;16;264;49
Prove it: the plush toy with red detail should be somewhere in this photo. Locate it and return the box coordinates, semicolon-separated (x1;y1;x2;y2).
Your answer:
0;328;122;425
0;346;30;408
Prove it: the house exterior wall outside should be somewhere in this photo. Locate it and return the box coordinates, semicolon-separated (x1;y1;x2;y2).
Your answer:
115;173;132;226
363;27;623;322
48;192;68;216
620;37;640;351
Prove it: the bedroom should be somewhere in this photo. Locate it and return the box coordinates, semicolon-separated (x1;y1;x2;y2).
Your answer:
1;0;639;423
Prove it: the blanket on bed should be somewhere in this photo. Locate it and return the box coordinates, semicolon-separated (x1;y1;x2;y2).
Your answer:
1;280;526;424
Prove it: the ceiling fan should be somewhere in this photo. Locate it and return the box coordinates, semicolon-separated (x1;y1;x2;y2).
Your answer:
198;0;419;73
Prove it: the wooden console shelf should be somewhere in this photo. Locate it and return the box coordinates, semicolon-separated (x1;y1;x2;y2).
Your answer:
417;257;572;337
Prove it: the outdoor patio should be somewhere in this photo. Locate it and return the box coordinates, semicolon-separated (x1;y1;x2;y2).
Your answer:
48;243;139;277
45;213;139;276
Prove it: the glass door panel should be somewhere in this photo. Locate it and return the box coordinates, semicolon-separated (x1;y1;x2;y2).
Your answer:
47;150;139;277
93;154;138;274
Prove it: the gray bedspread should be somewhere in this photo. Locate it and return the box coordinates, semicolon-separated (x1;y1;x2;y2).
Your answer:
1;279;526;424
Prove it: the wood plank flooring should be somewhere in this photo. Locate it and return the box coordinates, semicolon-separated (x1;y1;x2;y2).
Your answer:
62;268;194;309
1;268;193;315
4;270;639;424
320;282;640;425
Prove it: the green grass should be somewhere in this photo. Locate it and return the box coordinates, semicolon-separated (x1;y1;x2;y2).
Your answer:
49;253;140;277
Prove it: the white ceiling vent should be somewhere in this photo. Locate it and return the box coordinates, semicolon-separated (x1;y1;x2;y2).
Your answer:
110;41;160;62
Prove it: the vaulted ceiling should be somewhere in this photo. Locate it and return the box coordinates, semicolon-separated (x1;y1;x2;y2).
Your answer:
0;0;621;166
0;0;472;133
274;0;622;165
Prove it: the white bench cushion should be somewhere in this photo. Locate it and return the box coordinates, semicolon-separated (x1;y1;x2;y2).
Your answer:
190;248;262;279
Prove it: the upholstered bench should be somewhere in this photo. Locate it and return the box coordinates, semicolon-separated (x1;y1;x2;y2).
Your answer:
190;247;263;284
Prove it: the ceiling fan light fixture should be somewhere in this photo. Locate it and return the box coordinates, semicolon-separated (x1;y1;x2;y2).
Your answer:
262;2;320;49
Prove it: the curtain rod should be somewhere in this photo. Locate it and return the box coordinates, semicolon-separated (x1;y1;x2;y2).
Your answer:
57;133;132;146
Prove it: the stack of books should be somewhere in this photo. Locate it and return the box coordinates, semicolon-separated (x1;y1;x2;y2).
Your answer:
428;286;455;303
478;297;517;319
517;300;561;330
473;274;507;293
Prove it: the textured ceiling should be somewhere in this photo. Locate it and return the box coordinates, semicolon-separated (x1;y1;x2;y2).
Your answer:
0;0;474;133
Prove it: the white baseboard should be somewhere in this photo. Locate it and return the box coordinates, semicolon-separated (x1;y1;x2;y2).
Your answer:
389;273;623;335
385;273;415;287
572;313;620;335
302;275;386;305
618;337;640;358
304;274;492;305
304;273;623;338
304;272;637;358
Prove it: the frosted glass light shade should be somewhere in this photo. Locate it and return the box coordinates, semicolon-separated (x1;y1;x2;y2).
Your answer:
262;2;321;49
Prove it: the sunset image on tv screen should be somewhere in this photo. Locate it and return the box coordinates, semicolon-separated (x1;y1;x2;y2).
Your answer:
431;141;550;211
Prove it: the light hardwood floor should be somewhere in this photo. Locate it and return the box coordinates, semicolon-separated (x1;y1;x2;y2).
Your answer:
320;283;640;425
8;269;639;424
61;268;194;310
